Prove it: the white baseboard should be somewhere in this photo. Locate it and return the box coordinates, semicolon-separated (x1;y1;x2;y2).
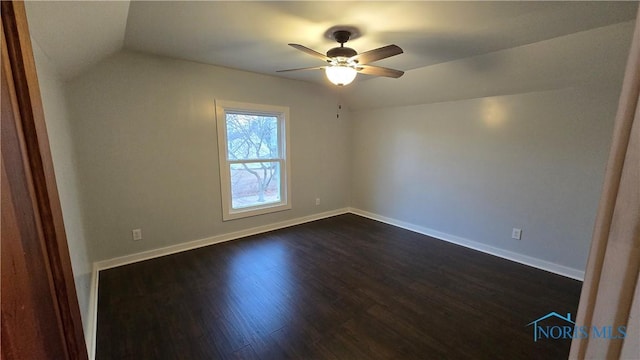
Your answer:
86;206;583;359
86;207;348;359
86;263;99;360
348;207;585;281
94;208;349;271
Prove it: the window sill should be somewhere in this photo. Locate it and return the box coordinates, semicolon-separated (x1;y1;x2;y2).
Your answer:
222;202;292;221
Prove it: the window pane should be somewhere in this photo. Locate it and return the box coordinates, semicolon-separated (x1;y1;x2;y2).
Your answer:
230;162;281;209
226;113;279;160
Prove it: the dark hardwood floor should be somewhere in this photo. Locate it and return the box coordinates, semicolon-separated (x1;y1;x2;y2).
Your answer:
97;214;582;359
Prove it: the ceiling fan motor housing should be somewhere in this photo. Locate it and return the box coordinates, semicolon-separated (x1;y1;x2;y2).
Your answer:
327;30;357;60
327;46;357;59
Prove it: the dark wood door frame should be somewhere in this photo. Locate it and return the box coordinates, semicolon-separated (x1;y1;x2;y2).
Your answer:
1;1;88;359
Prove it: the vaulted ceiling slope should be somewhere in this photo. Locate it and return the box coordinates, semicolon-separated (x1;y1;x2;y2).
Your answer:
25;1;130;80
25;1;637;83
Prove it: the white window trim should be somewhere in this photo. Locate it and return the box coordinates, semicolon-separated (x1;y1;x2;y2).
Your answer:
215;99;292;221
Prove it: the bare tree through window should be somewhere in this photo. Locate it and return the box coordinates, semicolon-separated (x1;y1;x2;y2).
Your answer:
216;100;290;220
226;113;280;208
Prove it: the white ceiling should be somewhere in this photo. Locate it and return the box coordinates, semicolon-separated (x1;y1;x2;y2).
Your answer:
25;1;638;83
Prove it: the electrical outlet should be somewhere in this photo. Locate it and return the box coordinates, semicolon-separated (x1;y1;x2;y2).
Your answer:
315;198;321;206
132;228;142;241
512;228;522;240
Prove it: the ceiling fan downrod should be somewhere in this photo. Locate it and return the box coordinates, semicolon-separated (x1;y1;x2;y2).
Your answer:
327;30;357;59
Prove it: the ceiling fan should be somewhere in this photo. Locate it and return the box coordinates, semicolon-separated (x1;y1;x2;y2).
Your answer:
277;30;404;86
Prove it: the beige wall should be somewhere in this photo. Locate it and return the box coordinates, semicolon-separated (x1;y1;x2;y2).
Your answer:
347;22;633;275
56;22;633;274
350;86;619;273
31;40;92;333
34;16;633;331
65;51;351;261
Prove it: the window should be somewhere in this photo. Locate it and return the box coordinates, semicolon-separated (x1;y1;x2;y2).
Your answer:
216;100;291;220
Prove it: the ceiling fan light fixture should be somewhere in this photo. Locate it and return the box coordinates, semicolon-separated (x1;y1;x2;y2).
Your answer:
278;27;404;84
325;65;357;86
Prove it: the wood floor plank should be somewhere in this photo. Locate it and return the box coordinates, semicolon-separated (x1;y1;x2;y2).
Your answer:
97;214;582;359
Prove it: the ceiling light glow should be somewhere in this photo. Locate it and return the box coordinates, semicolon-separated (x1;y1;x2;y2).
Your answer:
325;65;357;86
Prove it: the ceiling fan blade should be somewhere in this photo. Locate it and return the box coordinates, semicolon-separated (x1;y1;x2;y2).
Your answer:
357;65;404;78
288;44;331;62
276;66;327;73
350;44;403;64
